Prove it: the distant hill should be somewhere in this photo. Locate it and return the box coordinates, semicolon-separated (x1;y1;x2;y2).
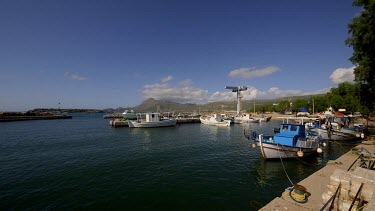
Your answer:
104;94;324;114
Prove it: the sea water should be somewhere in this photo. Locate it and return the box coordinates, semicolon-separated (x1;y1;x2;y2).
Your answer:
0;113;355;210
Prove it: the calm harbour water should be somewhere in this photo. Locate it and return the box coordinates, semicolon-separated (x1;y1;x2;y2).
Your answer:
0;113;356;210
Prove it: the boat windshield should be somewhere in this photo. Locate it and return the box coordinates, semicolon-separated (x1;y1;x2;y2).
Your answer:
290;125;298;131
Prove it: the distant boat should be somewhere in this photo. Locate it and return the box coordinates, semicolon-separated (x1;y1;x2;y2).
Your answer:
128;113;177;128
244;123;323;159
235;113;260;123
259;114;272;122
122;110;137;120
200;113;231;126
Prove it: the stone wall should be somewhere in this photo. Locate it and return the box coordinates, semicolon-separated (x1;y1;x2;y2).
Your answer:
322;167;375;210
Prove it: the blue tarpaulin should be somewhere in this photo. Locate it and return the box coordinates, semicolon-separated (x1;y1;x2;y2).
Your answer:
298;108;308;112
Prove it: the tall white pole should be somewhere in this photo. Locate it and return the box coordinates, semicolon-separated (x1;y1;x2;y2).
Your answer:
313;98;315;114
237;91;241;116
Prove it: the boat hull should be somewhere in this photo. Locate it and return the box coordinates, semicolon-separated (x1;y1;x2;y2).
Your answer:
241;119;260;123
128;119;177;128
312;128;361;141
256;141;318;159
200;118;231;126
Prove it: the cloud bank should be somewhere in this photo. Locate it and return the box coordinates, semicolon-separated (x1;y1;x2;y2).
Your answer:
329;66;355;84
142;76;329;104
143;77;208;103
228;66;280;79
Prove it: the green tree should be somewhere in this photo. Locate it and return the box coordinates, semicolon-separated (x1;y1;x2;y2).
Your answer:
330;82;361;112
291;99;308;112
309;96;328;113
324;93;344;111
277;100;290;113
346;0;375;115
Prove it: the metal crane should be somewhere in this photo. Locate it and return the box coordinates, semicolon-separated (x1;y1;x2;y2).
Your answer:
225;86;247;116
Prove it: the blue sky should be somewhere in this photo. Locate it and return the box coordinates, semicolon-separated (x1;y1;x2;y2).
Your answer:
0;0;361;111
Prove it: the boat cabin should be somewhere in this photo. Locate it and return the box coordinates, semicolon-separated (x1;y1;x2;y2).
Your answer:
145;113;161;122
211;113;223;121
274;123;306;146
241;113;253;120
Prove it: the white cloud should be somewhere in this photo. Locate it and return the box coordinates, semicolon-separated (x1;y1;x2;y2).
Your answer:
161;75;173;83
228;66;280;79
143;80;208;103
142;80;330;104
208;86;330;102
64;72;88;81
329;66;355;84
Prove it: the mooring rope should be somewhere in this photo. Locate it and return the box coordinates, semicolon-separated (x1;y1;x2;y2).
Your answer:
277;143;294;186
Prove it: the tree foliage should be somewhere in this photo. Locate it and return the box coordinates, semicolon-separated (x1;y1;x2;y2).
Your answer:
291;99;308;112
346;0;375;114
309;96;328;113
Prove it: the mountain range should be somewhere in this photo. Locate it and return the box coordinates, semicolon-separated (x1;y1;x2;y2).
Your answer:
103;94;321;114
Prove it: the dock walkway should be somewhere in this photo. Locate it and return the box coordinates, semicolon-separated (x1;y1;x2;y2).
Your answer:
260;138;375;211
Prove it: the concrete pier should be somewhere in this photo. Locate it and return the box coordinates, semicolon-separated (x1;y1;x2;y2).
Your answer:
176;118;201;124
103;113;123;119
109;119;129;127
110;118;201;127
260;137;375;211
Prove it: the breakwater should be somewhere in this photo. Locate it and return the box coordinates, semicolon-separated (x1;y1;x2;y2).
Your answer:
0;115;72;122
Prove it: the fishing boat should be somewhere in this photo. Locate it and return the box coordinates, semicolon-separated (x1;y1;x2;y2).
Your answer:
200;113;231;126
306;115;366;141
259;114;272;122
244;123;323;159
128;113;177;128
235;113;260;123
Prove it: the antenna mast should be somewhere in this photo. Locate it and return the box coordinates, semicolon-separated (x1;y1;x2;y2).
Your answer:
225;86;248;116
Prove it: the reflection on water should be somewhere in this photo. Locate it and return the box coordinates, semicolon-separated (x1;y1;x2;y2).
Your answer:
141;130;152;151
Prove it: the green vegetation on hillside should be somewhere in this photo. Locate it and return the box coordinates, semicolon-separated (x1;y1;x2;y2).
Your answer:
346;0;375;116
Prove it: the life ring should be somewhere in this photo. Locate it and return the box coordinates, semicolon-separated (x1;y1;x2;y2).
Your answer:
252;131;257;140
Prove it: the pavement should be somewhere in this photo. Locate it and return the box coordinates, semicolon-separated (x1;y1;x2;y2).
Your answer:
259;137;375;211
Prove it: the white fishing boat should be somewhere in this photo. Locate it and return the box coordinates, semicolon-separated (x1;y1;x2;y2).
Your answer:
128;113;177;128
200;113;231;126
235;113;260;123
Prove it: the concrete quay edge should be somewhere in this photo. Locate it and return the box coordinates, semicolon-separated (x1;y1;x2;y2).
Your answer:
260;139;375;211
